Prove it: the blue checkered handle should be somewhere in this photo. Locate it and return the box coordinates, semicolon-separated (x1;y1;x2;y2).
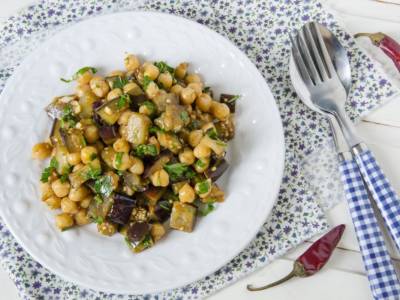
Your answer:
354;147;400;252
339;157;400;299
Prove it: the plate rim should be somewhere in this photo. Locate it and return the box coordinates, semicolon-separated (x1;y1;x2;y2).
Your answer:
0;10;285;294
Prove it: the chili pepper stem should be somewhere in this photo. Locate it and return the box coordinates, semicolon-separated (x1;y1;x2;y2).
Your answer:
247;261;305;292
354;32;386;46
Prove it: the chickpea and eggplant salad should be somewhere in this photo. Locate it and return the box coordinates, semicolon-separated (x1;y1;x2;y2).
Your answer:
32;55;237;253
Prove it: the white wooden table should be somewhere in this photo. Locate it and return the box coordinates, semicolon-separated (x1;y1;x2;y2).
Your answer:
1;0;400;299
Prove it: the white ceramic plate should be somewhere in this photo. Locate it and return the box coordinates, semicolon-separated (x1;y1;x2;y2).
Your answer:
0;12;284;294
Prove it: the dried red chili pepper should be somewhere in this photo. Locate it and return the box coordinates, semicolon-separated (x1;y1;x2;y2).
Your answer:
355;32;400;72
247;224;345;291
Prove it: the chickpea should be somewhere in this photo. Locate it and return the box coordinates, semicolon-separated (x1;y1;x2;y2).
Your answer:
143;63;160;80
129;156;144;175
113;138;130;153
69;185;90;202
55;213;74;231
139;104;152;116
70;100;81;114
194;157;210;173
123;82;142;96
179;148;195;165
45;195;61;209
80;146;98;164
32;142;52;160
105;171;119;190
187;82;203;97
150;223;166;242
72;163;84;172
67;152;81;166
40;182;54;200
84;125;99;144
117;111;134;126
150;169;169;187
124;54;140;71
51;179;71;198
170;84;183;96
108;70;125;77
80;195;92;208
158;72;173;90
185;73;201;84
174;62;188;79
180;87;196;105
75;209;91;226
61;197;79;214
193;143;211;159
179;183;196;203
145;81;159;99
196;93;212;112
90;76;110;98
112;152;133;171
77;70;93;86
211;101;230;120
107;88;123;101
188;130;203;147
97;220;118;236
119;125;128;140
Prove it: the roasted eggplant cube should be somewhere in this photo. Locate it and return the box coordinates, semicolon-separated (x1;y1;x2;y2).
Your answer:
107;194;136;225
170;202;196;232
127;222;149;242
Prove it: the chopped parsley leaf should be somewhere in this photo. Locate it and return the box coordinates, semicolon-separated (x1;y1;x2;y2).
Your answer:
60;104;77;128
124;237;133;249
115;152;123;169
113;76;129;89
195;159;207;169
135;144;158;157
94;195;103;205
180;111;189;122
117;94;130;109
92;216;104;224
94;175;113;198
196;180;211;195
89;153;97;161
84;166;101;180
164;163;196;181
143;101;156;115
226;95;240;103
61;66;97;83
60;174;69;183
206;128;219;140
154;61;174;74
142;75;153;90
40;158;59;183
198;203;215;216
158;200;172;211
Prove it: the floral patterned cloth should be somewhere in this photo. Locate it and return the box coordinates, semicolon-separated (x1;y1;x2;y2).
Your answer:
0;0;398;299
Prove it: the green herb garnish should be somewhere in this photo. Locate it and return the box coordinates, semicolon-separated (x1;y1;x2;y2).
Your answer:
158;200;172;211
84;166;101;180
206;128;219;140
140;234;153;248
180;111;189;122
124;237;133;249
89;153;97;161
115;152;123;169
94;195;103;205
92;216;104;224
60;104;77;128
196;180;211;195
164;163;196;181
226;95;240;103
61;66;97;83
117;94;130;109
143;101;156;115
135;144;158;157
154;61;174;74
60;174;69;183
113;76;129;89
142;75;153;90
198;202;215;216
195;159;206;169
94;175;113;198
40;158;59;183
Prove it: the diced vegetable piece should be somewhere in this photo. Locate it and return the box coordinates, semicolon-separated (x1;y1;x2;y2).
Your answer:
50;119;63;146
164;163;195;182
99;125;119;144
156;131;182;154
194;178;212;197
95;97;129;125
59;128;86;153
127;222;150;242
107;193;136;225
202;184;225;203
154;104;187;132
215;117;235;141
97;220;118;236
150;223;166;242
199;135;226;156
101;146;116;168
204;158;229;181
126;112;151;146
219;94;239;113
54;145;71;175
170;202;196;232
79;91;98;118
130;207;148;223
68;159;101;188
45;95;77;119
88;196;113;221
122;172;147;192
130;94;147;111
132;234;154;253
142;187;166;205
143;151;173;178
154;200;172;223
152;93;179;112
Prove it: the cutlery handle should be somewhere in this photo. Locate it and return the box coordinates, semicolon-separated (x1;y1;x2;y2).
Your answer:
353;144;400;252
339;156;400;299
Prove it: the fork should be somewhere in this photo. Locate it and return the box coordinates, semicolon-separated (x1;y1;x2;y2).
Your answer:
290;22;400;299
